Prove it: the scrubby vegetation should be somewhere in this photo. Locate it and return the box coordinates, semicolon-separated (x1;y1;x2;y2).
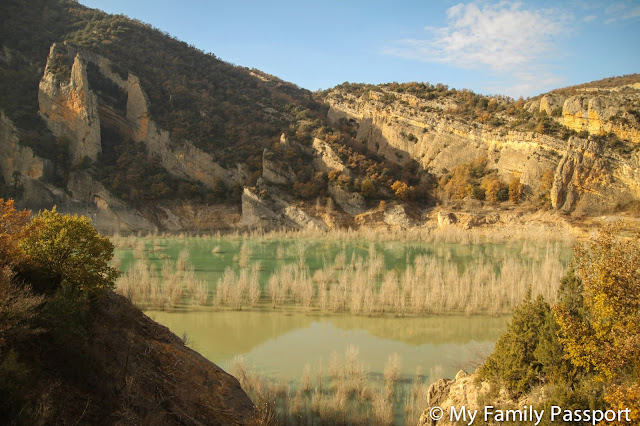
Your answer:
0;199;118;423
233;347;433;425
477;225;639;422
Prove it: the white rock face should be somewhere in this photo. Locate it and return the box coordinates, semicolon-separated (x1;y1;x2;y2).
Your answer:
327;182;366;215
241;186;328;230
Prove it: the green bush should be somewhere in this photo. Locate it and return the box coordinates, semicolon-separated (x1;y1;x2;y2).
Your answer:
478;293;555;395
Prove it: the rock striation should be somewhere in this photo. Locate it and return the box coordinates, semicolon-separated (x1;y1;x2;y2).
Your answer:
326;85;640;215
241;186;329;231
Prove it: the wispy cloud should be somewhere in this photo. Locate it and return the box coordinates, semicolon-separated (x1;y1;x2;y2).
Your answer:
381;1;573;95
604;0;640;23
384;1;570;73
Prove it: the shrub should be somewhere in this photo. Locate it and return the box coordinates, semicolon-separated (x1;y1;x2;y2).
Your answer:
0;199;32;267
478;292;555;395
360;179;376;199
20;208;119;294
554;225;640;420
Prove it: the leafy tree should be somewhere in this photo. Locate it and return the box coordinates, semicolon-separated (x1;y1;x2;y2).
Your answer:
509;175;522;203
19;208;118;293
360;179;376;199
554;225;640;420
0;199;32;266
391;180;409;201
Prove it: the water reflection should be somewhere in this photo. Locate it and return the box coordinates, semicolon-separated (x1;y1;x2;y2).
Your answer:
148;309;507;381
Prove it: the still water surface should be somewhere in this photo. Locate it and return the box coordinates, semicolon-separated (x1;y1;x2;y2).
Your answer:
120;236;570;382
147;309;508;382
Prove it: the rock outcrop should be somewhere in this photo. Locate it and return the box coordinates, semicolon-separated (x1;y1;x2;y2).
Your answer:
326;85;640;216
38;42;248;191
38;44;101;165
418;370;543;426
550;136;637;214
241;186;328;231
562;92;640;143
262;150;297;185
311;137;347;173
327;182;366;215
326;90;564;195
0;111;50;206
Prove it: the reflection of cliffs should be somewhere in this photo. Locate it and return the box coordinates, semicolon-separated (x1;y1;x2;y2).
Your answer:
149;310;507;362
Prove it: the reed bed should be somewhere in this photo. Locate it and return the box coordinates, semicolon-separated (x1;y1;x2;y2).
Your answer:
231;348;438;425
115;236;568;315
109;222;576;246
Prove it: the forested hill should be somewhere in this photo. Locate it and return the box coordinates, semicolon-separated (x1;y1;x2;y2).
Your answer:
1;0;332;201
1;0;639;232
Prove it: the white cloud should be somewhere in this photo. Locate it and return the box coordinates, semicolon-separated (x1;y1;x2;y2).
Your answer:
383;1;570;73
604;0;640;23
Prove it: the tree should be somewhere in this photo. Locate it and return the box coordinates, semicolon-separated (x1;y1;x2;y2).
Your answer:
481;175;503;203
0;199;32;267
554;225;640;420
360;179;376;199
509;175;522;204
478;292;555;395
391;180;409;201
19;208;118;293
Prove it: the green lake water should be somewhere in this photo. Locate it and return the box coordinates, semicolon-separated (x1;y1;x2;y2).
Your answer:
115;236;572;383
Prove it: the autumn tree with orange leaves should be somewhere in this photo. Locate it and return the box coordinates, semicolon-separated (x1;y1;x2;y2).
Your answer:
554;225;640;421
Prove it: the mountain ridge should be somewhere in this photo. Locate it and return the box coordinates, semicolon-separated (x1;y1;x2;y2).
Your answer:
1;0;639;233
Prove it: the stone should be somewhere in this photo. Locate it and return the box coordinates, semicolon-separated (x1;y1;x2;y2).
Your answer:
38;44;102;165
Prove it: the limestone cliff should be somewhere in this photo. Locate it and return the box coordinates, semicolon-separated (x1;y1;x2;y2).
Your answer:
38;44;101;165
325;84;640;215
417;370;540;426
326;90;564;195
38;43;247;190
241;185;329;231
560;90;640;144
550;136;638;214
0;111;49;205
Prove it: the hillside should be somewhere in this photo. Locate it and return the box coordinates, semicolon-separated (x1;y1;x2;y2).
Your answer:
1;289;254;424
1;0;639;234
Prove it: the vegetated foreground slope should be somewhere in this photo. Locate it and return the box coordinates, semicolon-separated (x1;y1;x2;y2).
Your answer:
1;0;639;233
0;200;254;424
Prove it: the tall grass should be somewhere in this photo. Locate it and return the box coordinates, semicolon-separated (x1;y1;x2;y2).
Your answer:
232;348;440;425
115;255;210;310
114;234;568;315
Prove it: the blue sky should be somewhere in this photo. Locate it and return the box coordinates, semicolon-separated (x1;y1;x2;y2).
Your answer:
79;0;640;98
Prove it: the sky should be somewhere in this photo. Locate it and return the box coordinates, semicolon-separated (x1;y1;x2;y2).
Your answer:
78;0;640;98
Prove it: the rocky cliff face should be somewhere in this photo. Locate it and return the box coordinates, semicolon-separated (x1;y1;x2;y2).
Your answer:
326;85;640;215
560;90;640;144
38;44;101;165
326;90;564;195
38;43;247;190
550;136;639;214
417;370;541;426
241;186;328;231
0;111;48;202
